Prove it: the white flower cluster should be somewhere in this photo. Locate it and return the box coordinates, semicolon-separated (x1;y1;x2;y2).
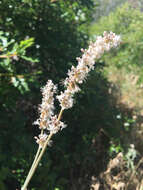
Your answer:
34;32;121;147
46;115;66;134
35;133;53;148
35;133;47;148
34;80;66;147
57;31;121;110
34;80;57;129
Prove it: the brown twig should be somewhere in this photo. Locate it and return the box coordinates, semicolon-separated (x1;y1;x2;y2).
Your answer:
0;53;17;59
125;157;143;190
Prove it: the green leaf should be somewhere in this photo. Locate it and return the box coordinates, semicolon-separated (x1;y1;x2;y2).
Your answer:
19;38;34;50
11;77;29;93
21;55;38;63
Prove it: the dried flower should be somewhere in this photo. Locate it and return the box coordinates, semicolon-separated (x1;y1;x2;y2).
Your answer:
33;80;57;129
35;133;48;148
34;32;121;146
56;90;74;109
47;115;67;134
57;31;121;110
21;31;121;190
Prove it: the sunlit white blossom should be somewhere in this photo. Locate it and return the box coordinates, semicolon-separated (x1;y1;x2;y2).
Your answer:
47;115;67;134
124;122;130;127
57;31;121;110
33;80;57;129
35;32;121;146
35;133;48;148
57;90;74;109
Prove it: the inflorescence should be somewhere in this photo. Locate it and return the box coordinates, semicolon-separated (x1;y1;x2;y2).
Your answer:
34;31;121;148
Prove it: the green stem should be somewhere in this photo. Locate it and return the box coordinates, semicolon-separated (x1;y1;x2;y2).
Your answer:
28;130;43;176
21;146;41;190
21;109;64;190
29;146;41;175
21;133;53;190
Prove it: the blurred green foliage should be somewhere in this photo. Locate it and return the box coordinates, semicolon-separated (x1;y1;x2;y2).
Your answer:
1;1;141;189
90;2;143;157
93;0;126;20
0;0;104;189
90;2;143;76
90;2;143;116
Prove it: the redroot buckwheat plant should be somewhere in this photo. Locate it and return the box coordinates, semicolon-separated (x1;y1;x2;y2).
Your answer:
21;31;121;190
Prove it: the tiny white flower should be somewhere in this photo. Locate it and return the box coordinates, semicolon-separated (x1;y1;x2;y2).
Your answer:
116;115;121;119
35;133;48;148
130;144;135;149
124;122;130;127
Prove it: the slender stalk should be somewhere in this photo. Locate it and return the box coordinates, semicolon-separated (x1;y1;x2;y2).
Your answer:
21;133;53;190
27;130;44;176
21;109;64;190
21;146;41;190
21;130;44;189
57;109;63;121
28;146;41;176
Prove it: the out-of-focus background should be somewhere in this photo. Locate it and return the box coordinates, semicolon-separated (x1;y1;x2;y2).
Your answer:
0;0;143;189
